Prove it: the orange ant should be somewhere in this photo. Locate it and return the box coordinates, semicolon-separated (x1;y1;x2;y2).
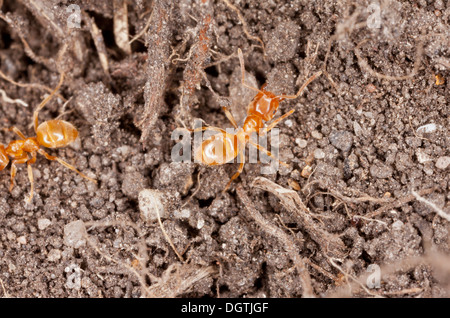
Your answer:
0;73;96;203
192;48;322;191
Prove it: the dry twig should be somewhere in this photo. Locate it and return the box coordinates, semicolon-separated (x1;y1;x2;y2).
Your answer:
138;0;174;144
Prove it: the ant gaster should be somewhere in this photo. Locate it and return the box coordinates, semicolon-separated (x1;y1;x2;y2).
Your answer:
0;73;96;202
193;48;322;191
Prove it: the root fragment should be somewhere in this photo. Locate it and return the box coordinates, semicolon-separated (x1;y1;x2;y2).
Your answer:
412;190;450;222
221;0;265;54
0;89;28;107
236;185;315;298
354;38;424;81
252;177;348;260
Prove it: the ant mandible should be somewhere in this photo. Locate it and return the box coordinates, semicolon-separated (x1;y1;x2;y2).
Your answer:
192;48;322;191
0;72;96;203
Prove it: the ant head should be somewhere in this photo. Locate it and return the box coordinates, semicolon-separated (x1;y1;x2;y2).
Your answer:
248;88;283;122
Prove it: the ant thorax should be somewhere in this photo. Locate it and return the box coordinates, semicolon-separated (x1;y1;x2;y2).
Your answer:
242;115;263;135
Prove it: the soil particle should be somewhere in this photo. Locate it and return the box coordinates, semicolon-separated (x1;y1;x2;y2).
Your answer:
121;171;147;200
370;161;394;179
435;156;450;170
75;82;122;148
63;220;87;249
265;19;301;63
329;130;354;153
218;216;263;295
364;222;422;263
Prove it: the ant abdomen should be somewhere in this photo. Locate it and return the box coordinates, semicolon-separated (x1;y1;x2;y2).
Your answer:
36;120;78;148
0;145;9;170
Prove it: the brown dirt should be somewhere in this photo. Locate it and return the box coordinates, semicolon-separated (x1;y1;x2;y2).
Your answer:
0;0;449;298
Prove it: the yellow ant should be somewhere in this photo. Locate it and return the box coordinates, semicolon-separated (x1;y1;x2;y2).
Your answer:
191;48;322;191
0;73;96;202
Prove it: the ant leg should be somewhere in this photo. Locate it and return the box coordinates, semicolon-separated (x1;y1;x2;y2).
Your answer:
238;48;264;94
2;126;26;139
25;152;37;202
26;164;34;203
11;127;26;139
38;149;97;184
261;109;295;135
33;72;65;133
222;106;238;129
223;151;245;193
248;139;289;168
276;70;323;100
9;156;28;192
186;126;226;134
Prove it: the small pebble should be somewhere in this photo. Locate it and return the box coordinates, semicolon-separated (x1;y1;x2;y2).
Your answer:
416;149;433;164
139;189;166;222
416;123;437;134
301;165;313;178
173;209;191;219
197;218;205;230
284;119;293;127
353;121;364;137
64;220;87;248
435;156;450;170
329;130;353;152
311;130;323;140
17;235;27;245
37;218;52;230
295;138;307;148
314;148;325;159
48;249;62;262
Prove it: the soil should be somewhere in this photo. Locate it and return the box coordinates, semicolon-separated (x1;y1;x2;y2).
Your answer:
0;0;449;298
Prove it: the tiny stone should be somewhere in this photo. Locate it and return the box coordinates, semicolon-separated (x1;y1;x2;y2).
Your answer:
392;220;404;231
7;231;16;241
416;123;437;134
301;165;313;178
173;209;191;219
435;156;450;170
64;220;87;248
197;218;205;229
353;121;364;137
139;189;166;222
37;218;52;230
117;145;132;159
17;235;27;245
48;249;62;262
314;148;325;159
295;138;307;148
416;149;432;164
423;165;434;176
329;130;353;152
284;119;293;127
311;130;323;140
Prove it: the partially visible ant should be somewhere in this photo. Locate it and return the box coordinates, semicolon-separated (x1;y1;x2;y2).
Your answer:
192;48;322;192
0;73;97;203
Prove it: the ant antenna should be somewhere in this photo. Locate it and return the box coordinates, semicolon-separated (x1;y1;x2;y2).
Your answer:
276;70;322;100
33;72;65;132
238;48;264;94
